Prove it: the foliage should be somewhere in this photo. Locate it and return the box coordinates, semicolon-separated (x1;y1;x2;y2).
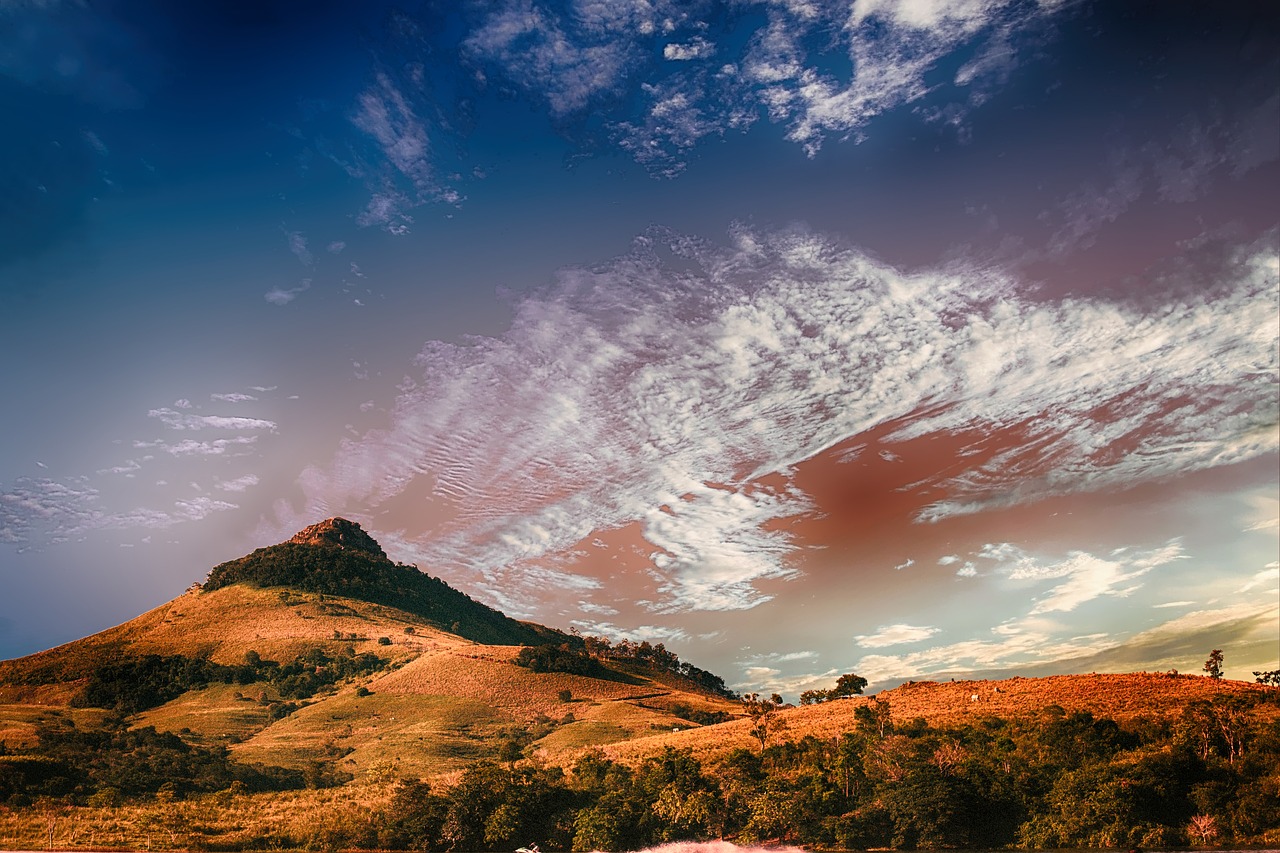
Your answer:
204;541;561;645
577;635;735;697
1204;648;1225;679
512;644;610;678
4;692;1279;849
1254;669;1280;686
0;717;307;806
73;649;387;713
800;672;868;705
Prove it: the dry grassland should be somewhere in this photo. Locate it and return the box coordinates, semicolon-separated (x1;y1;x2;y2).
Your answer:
0;781;400;851
602;673;1279;767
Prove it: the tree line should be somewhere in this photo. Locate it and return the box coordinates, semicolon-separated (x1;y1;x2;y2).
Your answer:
302;689;1280;851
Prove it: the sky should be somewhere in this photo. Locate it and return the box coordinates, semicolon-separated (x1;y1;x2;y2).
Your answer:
1;0;1277;696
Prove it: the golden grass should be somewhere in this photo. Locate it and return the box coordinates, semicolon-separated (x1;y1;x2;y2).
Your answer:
601;673;1280;767
131;682;279;747
0;781;401;851
0;705;114;750
231;689;511;779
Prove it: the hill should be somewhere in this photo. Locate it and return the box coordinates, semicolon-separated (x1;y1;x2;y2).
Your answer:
1;519;1277;850
603;671;1280;765
0;519;740;780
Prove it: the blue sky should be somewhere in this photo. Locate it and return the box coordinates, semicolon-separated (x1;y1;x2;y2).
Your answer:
2;0;1277;695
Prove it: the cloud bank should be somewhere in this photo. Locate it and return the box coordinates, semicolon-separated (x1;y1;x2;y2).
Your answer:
290;227;1278;613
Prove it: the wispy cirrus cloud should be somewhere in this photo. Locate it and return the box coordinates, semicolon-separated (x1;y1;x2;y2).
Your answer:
133;436;259;457
0;475;239;546
285;226;1277;615
462;0;1064;172
147;407;277;432
855;623;941;648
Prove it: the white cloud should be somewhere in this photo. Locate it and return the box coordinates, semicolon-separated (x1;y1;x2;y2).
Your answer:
353;72;433;190
286;230;312;266
1026;543;1185;614
1239;566;1280;593
0;473;240;546
569;620;690;646
937;554;959;565
135;435;259;457
664;38;714;61
458;0;1065;172
264;279;312;306
210;392;258;403
148;408;277;432
856;623;940;648
288;228;1278;615
217;474;260;493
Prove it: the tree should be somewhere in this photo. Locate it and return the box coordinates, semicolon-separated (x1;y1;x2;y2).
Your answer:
741;693;786;752
800;672;868;705
1252;669;1279;686
1203;649;1224;679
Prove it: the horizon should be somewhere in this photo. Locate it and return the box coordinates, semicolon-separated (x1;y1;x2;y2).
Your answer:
1;0;1277;696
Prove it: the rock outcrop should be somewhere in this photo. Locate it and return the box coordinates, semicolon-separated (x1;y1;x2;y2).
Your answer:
289;517;387;559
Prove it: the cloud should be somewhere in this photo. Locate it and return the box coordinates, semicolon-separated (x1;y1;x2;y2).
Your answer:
147;408;276;432
216;474;260;493
0;475;240;546
1025;542;1186;614
569;620;690;646
664;38;715;61
462;0;1064;171
264;278;312;306
288;227;1277;615
286;231;312;266
855;623;941;648
134;436;259;457
210;393;258;403
463;0;693;116
353;72;433;191
1238;566;1280;594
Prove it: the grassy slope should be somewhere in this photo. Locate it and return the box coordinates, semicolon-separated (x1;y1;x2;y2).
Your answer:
602;672;1280;766
0;582;741;782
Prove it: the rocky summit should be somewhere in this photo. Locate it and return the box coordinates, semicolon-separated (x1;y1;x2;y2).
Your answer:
289;517;387;559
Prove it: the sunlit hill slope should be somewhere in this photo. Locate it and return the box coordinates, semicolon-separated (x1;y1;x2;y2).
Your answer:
0;518;740;780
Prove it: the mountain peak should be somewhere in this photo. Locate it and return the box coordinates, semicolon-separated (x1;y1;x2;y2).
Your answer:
289;517;387;559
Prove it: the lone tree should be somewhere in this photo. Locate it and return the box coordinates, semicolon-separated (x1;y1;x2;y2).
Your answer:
741;692;786;751
1203;649;1224;679
800;672;868;705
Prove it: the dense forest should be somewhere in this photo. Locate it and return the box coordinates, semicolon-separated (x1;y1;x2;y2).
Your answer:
3;689;1276;849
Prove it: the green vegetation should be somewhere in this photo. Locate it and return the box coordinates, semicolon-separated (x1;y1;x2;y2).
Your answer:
800;672;868;705
374;693;1280;850
74;649;387;714
204;541;561;646
0;717;312;806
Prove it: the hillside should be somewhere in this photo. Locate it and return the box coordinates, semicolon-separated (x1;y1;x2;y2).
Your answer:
2;519;1278;850
603;671;1280;765
0;519;740;777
